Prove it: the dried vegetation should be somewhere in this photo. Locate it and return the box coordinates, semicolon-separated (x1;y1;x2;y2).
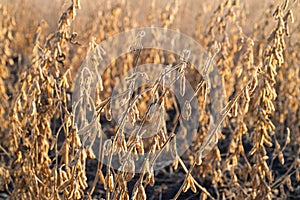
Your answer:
0;0;299;199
